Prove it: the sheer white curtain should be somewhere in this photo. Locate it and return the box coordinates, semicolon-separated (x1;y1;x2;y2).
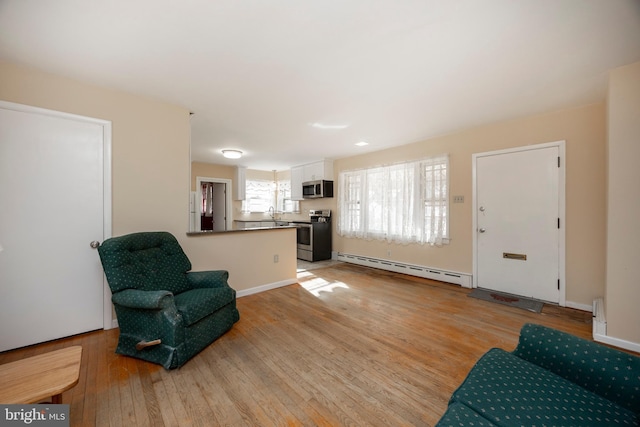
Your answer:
277;179;300;213
241;179;275;213
337;155;449;245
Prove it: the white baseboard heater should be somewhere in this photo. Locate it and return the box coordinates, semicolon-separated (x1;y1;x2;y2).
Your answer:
592;297;606;336
337;252;472;288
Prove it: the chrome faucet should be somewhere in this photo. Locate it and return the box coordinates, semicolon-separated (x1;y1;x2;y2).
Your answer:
268;206;275;220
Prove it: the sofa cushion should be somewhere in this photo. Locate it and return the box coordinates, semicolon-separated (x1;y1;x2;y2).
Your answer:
174;287;235;326
436;402;499;427
513;323;640;414
450;348;639;426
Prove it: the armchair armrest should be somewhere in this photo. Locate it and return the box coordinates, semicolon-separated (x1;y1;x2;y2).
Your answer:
112;289;174;310
187;270;230;289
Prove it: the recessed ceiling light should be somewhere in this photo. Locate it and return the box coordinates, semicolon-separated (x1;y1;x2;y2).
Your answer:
309;122;349;130
222;149;243;159
356;141;369;146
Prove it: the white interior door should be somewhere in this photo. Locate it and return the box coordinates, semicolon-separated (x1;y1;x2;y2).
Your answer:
474;142;564;303
212;182;227;231
0;102;110;351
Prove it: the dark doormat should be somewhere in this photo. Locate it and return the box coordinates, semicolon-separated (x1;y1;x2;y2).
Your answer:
468;288;544;313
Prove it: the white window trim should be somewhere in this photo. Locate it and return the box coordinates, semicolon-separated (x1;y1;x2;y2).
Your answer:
337;154;450;246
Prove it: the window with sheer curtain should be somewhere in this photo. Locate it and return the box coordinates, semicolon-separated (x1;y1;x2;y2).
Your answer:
241;179;299;213
241;179;274;213
277;180;300;213
337;154;449;245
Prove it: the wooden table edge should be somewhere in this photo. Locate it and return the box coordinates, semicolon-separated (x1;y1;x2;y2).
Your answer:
0;345;83;404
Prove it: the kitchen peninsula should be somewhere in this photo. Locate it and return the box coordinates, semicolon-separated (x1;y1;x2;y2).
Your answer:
185;225;297;298
187;222;294;235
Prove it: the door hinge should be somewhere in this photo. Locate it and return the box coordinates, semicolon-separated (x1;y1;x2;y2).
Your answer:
557;218;560;229
557;156;560;167
558;279;560;290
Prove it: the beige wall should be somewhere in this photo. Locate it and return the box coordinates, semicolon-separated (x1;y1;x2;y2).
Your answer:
0;61;296;295
0;61;192;238
606;61;640;344
191;161;236;190
187;228;297;290
334;103;607;308
2;60;610;309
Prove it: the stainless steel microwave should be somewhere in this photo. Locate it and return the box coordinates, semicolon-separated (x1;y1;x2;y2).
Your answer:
302;180;333;199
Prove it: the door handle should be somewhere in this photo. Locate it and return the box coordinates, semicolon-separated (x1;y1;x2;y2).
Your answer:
479;228;486;233
90;241;101;249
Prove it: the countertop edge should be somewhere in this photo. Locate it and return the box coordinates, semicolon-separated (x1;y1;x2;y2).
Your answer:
187;226;297;237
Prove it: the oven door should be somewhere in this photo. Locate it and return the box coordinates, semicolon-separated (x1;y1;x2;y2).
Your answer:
296;223;312;250
296;223;313;261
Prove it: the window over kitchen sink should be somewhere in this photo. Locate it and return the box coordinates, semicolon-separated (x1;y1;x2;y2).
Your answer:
241;179;299;213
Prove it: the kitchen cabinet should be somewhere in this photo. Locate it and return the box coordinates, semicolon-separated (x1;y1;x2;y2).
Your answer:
261;221;290;227
233;166;246;200
235;220;290;229
290;165;304;200
304;160;333;181
290;160;333;201
235;221;261;229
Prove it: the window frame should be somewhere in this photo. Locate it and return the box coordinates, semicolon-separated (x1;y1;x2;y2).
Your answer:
337;155;450;245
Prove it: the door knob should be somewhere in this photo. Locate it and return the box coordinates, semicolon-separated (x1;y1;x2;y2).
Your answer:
479;228;486;233
479;206;485;212
90;241;101;249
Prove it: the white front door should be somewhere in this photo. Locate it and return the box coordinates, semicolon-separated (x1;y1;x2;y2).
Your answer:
0;102;110;352
473;142;564;303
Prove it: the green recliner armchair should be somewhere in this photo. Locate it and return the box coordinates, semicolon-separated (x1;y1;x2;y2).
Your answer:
97;231;240;369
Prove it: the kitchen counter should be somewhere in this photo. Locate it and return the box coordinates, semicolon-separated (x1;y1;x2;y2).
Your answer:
187;224;296;236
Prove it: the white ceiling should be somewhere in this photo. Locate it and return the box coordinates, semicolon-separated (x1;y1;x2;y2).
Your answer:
1;1;639;171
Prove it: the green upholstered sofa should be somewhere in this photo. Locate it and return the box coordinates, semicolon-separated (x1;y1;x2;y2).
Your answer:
97;232;239;369
436;323;640;426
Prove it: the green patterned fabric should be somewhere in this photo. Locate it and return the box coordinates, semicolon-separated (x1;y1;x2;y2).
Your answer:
97;232;239;369
512;323;640;414
174;287;235;326
436;402;499;427
97;231;192;294
436;323;640;426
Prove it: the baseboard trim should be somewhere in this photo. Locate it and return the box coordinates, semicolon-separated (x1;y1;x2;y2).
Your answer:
593;332;640;354
236;278;298;298
337;252;472;288
565;301;592;312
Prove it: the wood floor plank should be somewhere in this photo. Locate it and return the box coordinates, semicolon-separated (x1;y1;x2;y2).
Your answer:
150;368;181;427
0;262;604;426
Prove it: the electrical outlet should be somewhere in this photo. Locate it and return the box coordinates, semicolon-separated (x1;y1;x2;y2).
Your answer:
453;195;465;203
273;254;279;263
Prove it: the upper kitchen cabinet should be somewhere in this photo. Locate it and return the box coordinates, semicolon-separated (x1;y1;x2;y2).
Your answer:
291;165;304;200
304;160;333;181
291;160;333;200
233;166;246;200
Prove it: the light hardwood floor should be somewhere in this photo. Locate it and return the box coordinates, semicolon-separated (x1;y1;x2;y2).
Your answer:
0;263;594;426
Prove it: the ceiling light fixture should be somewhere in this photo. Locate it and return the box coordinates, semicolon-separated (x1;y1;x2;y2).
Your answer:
309;122;349;130
222;149;243;159
356;141;369;146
